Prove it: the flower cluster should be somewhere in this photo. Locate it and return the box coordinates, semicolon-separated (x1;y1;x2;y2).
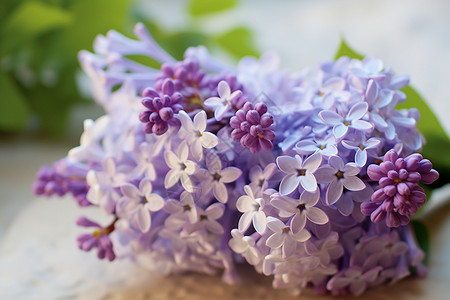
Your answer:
34;23;439;296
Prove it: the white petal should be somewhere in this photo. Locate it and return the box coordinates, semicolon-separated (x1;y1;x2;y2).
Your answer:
266;216;286;232
236;195;254;212
291;229;311;242
164;169;180;189
343;176;366;191
300;172;317;192
291;212;306;234
120;183;141;200
351;119;373;131
276;155;300;174
178;110;194;133
333;124;348;139
200;132;218;149
253;210;267;234
328;155;344;171
295;140;318;154
203;97;222;108
206;202;225;219
191;139;203;162
164;150;180;169
184;160;196;175
238;211;253;233
206;220;224;234
347;102;368;121
314;166;336;183
266;232;284;249
217;80;231;98
193;110;207;132
180;173;194;192
355;149;367;167
326;179;343;205
306;207;329;225
214;105;227;121
146;193;165;211
322;77;346;93
177;141;189;162
213;182;228;203
303;152;322;172
319;110;343;125
280;174;301;195
301;189;320;206
135;206;151;232
220;167;242;183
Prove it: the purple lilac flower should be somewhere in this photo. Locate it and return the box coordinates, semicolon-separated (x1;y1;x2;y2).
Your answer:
198;152;242;203
140;79;184;135
230;102;275;153
164;141;196;192
276;152;322;194
295;133;338;157
270;190;329;234
76;216;116;261
236;185;267;234
266;216;311;257
326;265;382;296
319;102;373;139
249;163;277;193
204;80;242;121
341;134;381;167
178;110;218;161
361;150;439;227
314;155;365;205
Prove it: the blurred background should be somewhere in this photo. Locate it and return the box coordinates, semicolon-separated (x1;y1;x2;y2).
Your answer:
0;1;450;297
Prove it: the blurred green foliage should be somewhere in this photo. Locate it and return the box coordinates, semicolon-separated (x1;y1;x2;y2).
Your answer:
0;0;258;137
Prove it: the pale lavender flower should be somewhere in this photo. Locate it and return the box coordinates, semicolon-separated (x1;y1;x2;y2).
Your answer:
319;102;373;139
178;110;218;161
204;81;242;121
327;266;382;296
315;155;365;205
271;190;329;234
199;152;242;203
304;232;344;266
164;191;198;230
118;179;164;232
342;135;381;167
249;163;277;193
185;203;225;235
266;216;311;257
132;142;156;180
276;152;322;194
236;185;267;234
295;134;338;157
164;141;197;192
228;229;263;265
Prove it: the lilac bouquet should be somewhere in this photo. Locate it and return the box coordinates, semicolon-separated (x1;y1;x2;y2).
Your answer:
34;23;439;296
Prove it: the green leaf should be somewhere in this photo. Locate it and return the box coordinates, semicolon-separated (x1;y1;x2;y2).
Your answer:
215;26;259;59
334;38;364;60
397;86;449;140
411;220;430;266
188;0;237;17
0;1;73;56
0;71;30;130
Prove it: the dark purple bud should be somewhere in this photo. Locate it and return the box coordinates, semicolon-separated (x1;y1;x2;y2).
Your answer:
260;138;273;151
243;102;253;111
77;216;100;227
161;78;174;95
153;122;168;135
142;88;159;98
255;103;268;115
139;111;151;123
230;116;241;129
421;169;439;184
159;107;174;121
260;113;274;127
246;110;260;124
162;95;172;107
152;97;163;110
240;121;251;132
235;109;246;121
149;112;161;123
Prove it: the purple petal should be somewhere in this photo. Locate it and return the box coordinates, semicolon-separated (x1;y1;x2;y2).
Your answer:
348;102;368;121
303;152;323;172
319;110;343;125
333;124;348;139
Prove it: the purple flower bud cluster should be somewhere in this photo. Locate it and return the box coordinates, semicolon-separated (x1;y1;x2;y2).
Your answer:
230;102;275;153
76;216;116;261
139;79;183;135
33;159;90;206
155;58;206;96
361;150;438;227
34;24;441;297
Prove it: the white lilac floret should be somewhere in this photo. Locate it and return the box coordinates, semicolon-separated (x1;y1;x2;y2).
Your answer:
33;23;440;296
